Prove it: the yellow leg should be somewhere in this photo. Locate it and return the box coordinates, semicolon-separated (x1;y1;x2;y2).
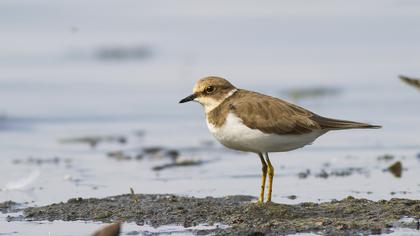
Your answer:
264;153;274;203
258;153;268;203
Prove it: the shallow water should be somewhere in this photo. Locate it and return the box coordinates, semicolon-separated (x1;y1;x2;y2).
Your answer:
1;0;420;235
0;213;227;236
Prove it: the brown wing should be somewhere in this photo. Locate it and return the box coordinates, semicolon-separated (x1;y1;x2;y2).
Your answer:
226;90;380;135
229;90;321;135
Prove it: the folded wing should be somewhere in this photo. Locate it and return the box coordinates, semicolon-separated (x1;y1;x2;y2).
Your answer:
230;90;380;135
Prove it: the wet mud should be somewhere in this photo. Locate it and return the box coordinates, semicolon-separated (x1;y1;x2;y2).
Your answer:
106;146;207;171
297;167;368;179
59;135;127;148
14;194;420;235
0;201;19;214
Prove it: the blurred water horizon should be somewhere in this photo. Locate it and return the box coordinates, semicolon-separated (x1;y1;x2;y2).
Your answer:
1;0;420;118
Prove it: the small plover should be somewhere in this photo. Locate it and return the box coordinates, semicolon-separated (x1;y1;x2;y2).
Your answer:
179;76;381;203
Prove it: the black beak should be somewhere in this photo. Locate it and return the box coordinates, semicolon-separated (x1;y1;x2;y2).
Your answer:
179;94;197;103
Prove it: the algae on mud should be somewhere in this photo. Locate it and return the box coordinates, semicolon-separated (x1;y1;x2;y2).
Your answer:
17;194;420;235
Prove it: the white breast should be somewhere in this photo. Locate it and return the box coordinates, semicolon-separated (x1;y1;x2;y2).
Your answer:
206;113;325;153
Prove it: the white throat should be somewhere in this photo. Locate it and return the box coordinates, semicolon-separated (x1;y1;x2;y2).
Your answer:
202;88;238;113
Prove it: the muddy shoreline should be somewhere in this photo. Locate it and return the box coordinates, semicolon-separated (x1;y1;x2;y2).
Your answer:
0;201;18;214
7;194;419;235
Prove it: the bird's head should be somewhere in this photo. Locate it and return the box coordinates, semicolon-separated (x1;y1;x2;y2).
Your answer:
179;76;237;112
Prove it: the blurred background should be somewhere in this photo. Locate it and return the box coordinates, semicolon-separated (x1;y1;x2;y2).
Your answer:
1;0;420;234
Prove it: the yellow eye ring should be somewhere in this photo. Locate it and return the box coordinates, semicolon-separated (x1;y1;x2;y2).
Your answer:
205;86;215;93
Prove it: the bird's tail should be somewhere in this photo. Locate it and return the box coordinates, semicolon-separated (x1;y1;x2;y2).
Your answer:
312;115;381;130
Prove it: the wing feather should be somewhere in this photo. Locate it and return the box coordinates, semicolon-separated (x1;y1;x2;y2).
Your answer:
230;90;320;135
209;89;380;135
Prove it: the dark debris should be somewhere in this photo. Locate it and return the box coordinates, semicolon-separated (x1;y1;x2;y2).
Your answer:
387;161;403;178
0;201;19;214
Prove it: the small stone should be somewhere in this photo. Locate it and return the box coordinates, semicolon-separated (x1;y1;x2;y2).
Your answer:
92;222;121;236
315;221;323;226
388;161;402;178
336;223;348;230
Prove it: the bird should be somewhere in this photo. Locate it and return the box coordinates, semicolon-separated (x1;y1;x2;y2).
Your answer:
179;76;381;203
399;75;420;91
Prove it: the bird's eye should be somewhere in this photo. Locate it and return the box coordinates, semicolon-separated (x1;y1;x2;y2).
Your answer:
205;86;215;94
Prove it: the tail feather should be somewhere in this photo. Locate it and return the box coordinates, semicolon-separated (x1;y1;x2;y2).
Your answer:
312;115;381;130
